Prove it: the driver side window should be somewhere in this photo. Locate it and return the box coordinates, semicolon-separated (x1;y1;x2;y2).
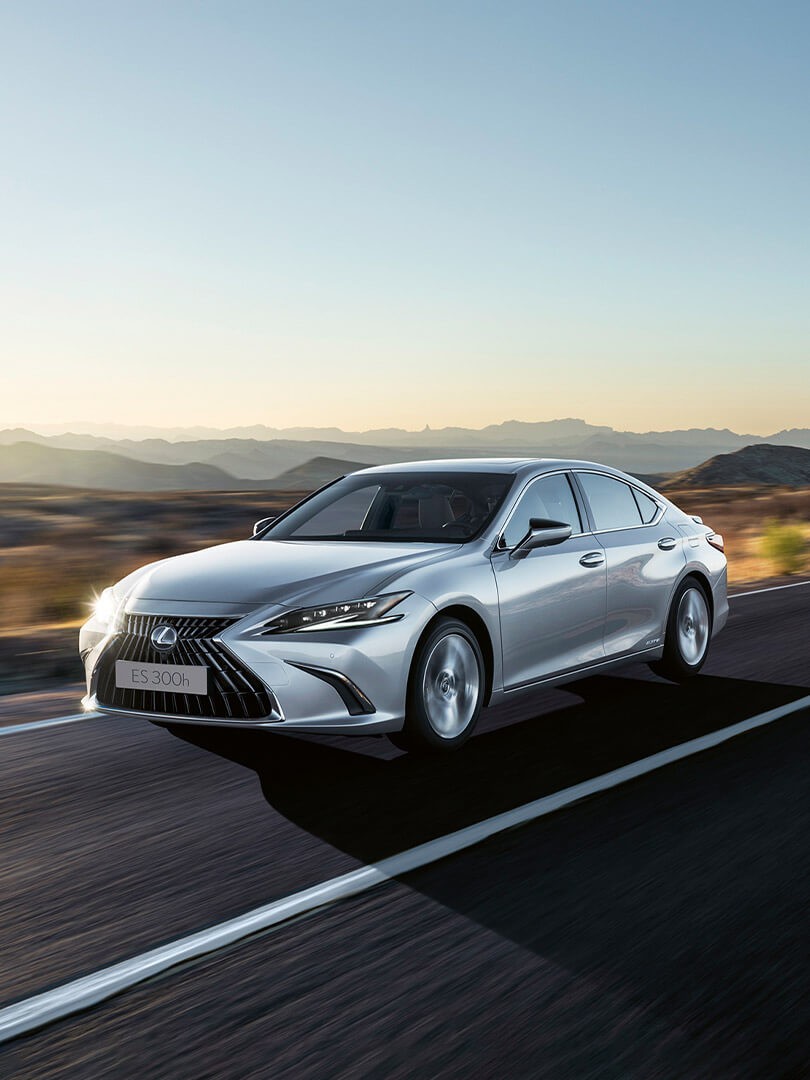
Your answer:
501;473;582;549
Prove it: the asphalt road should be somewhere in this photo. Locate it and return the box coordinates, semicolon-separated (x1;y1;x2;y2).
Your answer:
1;584;809;1078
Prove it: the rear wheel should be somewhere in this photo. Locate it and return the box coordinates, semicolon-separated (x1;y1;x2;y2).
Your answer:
649;578;711;682
388;618;484;754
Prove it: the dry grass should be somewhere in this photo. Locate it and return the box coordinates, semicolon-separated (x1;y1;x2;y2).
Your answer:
0;485;304;634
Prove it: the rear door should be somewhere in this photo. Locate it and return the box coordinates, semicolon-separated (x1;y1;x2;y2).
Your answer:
492;471;607;689
573;471;686;658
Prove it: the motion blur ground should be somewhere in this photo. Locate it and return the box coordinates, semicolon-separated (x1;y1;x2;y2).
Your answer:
0;486;305;694
0;585;809;1076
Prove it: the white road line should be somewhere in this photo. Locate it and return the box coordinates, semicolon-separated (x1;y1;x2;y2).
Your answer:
729;580;810;599
0;712;100;738
2;692;809;1044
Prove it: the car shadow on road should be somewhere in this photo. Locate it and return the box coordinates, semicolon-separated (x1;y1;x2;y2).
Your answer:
171;672;807;865
172;672;810;1076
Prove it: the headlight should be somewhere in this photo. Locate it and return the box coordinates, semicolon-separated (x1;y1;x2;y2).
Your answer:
91;586;122;631
262;592;411;634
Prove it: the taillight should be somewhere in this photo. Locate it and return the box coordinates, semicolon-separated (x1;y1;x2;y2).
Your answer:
707;533;725;553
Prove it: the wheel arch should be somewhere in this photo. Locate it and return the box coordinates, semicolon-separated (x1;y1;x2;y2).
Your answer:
674;567;715;626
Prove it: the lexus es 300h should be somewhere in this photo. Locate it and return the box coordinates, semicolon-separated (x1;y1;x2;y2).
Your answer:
80;459;728;753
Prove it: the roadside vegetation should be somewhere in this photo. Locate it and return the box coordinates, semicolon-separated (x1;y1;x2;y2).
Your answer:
761;520;808;575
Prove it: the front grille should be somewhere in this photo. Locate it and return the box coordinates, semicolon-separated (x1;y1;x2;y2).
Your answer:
95;614;277;721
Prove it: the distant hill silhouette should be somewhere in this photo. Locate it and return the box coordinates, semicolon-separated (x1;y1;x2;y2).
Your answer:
0;442;266;492
3;421;810;489
662;444;810;489
269;456;370;490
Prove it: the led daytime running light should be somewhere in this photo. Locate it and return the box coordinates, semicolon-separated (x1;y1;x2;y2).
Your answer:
263;593;410;634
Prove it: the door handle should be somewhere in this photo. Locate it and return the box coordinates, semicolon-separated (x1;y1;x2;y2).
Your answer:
579;552;605;568
658;537;678;551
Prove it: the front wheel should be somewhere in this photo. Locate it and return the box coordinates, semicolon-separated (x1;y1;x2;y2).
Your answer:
649;578;712;682
388;618;484;754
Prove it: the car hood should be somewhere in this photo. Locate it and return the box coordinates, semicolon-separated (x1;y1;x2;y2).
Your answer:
124;539;456;609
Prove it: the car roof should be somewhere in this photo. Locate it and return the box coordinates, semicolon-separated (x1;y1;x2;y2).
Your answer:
355;458;537;474
352;457;664;496
354;457;631;476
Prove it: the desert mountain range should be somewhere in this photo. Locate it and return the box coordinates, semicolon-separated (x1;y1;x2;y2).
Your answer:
1;421;810;491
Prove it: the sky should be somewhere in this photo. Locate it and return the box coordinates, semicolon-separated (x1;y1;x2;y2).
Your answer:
1;0;808;436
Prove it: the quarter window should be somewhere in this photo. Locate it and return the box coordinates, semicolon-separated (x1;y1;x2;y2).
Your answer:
632;488;660;524
577;472;644;531
501;473;582;549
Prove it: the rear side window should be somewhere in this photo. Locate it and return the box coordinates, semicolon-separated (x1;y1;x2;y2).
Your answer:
501;473;582;548
577;472;643;531
632;488;660;524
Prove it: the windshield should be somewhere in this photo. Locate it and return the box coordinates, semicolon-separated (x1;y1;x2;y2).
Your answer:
260;471;513;543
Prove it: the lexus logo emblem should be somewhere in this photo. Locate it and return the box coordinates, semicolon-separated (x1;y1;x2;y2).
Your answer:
151;624;178;653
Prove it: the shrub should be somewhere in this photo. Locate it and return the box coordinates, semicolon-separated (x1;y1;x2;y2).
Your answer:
761;520;807;575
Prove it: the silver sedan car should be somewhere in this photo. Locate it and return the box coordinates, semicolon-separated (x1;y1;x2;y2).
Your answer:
80;459;728;753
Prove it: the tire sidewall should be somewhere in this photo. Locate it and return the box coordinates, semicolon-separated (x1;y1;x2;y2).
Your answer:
404;618;485;752
663;577;711;678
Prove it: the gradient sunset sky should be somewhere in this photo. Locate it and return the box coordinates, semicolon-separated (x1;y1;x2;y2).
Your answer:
2;1;808;435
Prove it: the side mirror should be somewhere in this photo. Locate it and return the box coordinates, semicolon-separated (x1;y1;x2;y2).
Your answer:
510;517;573;559
253;516;276;536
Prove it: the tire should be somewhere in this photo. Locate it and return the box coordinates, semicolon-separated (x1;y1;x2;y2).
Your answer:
388;617;485;754
649;577;712;682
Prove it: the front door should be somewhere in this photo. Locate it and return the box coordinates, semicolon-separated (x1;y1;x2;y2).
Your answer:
492;472;607;689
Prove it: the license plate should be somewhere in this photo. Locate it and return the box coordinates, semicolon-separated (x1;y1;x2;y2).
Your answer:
115;660;208;696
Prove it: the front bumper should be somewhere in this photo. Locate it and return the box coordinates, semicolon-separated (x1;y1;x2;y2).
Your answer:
83;593;437;734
